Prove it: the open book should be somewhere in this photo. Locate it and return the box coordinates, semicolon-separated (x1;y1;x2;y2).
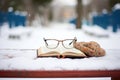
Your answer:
37;46;87;59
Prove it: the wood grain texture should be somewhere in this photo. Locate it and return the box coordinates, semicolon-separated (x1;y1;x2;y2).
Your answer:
0;70;120;79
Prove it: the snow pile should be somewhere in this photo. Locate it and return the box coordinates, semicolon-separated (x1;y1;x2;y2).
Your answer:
113;3;120;10
82;25;109;37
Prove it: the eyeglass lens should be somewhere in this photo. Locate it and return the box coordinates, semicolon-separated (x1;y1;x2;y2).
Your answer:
45;39;58;49
62;40;74;49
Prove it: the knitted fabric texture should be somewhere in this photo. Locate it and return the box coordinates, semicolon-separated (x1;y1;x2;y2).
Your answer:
74;41;105;57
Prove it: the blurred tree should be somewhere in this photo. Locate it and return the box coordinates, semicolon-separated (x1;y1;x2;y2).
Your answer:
32;0;52;7
22;0;52;26
0;0;9;12
8;0;23;10
0;0;23;12
32;0;52;26
23;0;35;26
76;0;82;29
0;0;52;26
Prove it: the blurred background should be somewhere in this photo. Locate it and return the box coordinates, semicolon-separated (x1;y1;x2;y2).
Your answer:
0;0;120;49
0;1;120;80
0;0;120;29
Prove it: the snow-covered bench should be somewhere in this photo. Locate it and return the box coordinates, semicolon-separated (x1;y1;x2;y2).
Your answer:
0;49;120;80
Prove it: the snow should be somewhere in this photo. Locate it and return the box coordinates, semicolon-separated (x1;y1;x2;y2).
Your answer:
0;49;120;70
113;3;120;10
82;25;109;37
0;22;120;70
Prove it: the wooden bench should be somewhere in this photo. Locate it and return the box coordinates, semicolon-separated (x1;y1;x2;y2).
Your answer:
0;70;120;80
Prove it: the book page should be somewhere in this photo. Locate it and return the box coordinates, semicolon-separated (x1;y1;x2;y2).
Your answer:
40;46;62;54
38;44;86;57
39;45;79;54
37;46;61;57
61;48;86;57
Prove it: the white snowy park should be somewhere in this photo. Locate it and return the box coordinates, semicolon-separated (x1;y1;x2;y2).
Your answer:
0;0;120;80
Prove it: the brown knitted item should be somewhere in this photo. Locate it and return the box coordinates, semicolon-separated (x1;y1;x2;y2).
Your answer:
74;41;105;57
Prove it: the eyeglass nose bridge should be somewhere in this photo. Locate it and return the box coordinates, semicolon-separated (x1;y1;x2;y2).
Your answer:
57;39;76;48
57;40;64;47
57;40;64;42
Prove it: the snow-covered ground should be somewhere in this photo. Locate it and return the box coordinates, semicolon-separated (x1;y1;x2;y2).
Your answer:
0;22;120;71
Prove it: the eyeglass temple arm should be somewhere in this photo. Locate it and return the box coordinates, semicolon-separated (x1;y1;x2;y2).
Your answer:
69;37;77;45
43;38;48;46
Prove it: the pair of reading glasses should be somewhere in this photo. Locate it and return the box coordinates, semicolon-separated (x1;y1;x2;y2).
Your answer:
43;37;77;49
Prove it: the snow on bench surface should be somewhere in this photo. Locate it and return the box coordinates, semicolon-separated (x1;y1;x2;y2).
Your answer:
0;49;120;70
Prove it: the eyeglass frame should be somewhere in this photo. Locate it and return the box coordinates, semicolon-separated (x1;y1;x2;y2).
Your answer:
43;37;77;49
